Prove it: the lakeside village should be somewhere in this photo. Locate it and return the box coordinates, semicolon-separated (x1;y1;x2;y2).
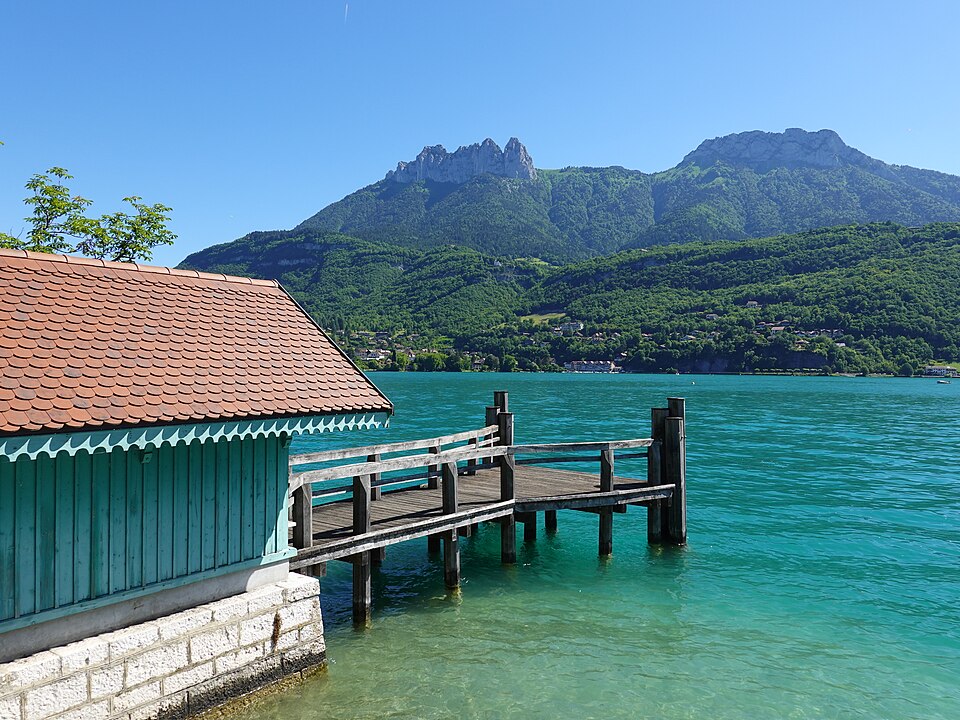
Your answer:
332;308;960;378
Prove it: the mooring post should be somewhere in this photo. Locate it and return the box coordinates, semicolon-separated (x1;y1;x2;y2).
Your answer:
664;397;687;545
498;407;516;563
545;510;558;534
441;461;460;588
352;473;372;625
599;446;615;556
494;390;509;414
648;407;668;544
292;482;313;550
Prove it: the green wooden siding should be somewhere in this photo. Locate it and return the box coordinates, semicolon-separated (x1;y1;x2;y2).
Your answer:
0;434;291;628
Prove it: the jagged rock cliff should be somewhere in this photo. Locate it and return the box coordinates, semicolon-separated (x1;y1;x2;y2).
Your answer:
682;128;892;176
386;137;537;183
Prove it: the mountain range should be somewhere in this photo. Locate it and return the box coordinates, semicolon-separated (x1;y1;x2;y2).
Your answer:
180;129;960;373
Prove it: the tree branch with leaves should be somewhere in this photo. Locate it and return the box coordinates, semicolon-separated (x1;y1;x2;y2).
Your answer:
0;167;176;263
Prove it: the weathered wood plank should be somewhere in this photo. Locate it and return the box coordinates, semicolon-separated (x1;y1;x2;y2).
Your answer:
293;500;516;566
515;484;674;512
289;425;500;466
291;445;509;488
512;438;653;454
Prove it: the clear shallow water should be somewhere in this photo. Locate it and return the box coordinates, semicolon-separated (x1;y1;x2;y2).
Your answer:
236;374;960;719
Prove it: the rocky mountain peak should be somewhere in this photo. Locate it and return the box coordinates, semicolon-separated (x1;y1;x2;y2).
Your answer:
386;137;537;184
681;128;884;173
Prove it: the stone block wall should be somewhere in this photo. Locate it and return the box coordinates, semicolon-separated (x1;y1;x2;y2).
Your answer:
0;574;324;720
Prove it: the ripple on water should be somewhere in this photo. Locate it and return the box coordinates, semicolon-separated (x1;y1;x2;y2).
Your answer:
231;375;960;720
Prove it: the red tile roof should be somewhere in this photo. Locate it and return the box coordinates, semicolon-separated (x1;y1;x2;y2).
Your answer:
0;249;393;436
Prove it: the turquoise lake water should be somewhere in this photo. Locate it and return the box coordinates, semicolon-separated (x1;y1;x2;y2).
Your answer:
236;373;959;719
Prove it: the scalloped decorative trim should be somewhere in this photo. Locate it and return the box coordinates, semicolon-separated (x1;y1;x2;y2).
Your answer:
0;413;390;461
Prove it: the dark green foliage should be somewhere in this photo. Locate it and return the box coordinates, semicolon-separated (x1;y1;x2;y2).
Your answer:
182;222;960;374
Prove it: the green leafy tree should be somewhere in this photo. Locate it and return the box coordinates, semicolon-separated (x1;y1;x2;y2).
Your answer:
0;167;176;262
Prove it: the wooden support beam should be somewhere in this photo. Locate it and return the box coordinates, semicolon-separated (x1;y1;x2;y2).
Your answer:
444;531;460;589
501;515;516;563
441;461;460;587
291;483;313;550
545;510;557;533
427;534;442;555
599;509;613;557
352;474;372;625
352;552;371;626
458;524;472;538
371;547;385;566
368;454;381;501
494;390;509;414
599;446;614;555
522;512;537;542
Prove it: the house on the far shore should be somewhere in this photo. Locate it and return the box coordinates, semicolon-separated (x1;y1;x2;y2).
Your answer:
0;249;392;719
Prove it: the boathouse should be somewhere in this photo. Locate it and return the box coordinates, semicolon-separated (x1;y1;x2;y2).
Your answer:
0;249;392;718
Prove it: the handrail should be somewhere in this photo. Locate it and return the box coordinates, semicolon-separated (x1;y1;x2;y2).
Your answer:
511;438;653;454
289;425;499;467
290;444;510;491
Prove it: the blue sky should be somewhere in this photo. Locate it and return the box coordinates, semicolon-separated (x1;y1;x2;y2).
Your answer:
1;1;958;267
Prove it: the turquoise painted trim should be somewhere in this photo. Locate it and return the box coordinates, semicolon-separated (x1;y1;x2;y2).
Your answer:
0;549;296;634
0;413;391;461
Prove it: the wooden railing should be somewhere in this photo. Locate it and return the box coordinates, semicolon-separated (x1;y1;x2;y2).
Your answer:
287;392;687;625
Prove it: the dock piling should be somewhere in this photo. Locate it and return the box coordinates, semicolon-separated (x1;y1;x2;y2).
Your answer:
599;447;615;556
352;473;372;625
497;403;517;563
663;401;686;544
441;461;460;587
545;510;558;533
648;407;668;544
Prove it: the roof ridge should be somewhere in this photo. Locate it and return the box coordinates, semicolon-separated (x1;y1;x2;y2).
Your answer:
0;247;278;287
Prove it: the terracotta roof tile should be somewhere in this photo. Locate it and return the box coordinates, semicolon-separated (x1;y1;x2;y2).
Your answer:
0;248;392;436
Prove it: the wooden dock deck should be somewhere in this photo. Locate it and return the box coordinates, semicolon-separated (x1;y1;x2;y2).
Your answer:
287;392;687;624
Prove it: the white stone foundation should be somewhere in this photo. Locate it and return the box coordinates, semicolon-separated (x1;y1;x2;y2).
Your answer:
0;574;324;720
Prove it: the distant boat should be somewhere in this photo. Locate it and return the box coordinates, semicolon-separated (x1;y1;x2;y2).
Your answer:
937;379;951;384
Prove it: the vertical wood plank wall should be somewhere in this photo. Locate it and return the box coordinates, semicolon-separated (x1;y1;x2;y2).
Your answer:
0;434;290;626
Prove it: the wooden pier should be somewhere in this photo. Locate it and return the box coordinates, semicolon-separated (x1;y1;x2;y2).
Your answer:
288;393;687;624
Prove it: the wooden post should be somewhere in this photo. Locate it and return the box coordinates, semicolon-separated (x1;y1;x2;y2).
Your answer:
494;390;509;414
427;534;441;555
352;474;372;625
664;403;687;545
545;510;558;533
466;437;478;476
441;461;460;588
599;447;614;556
427;444;440;490
648;407;668;544
368;453;381;500
522;512;537;542
498;411;516;564
499;451;517;563
292;483;313;550
485;405;499;466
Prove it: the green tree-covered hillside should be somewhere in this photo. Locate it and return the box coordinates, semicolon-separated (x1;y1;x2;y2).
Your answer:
182;222;960;374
